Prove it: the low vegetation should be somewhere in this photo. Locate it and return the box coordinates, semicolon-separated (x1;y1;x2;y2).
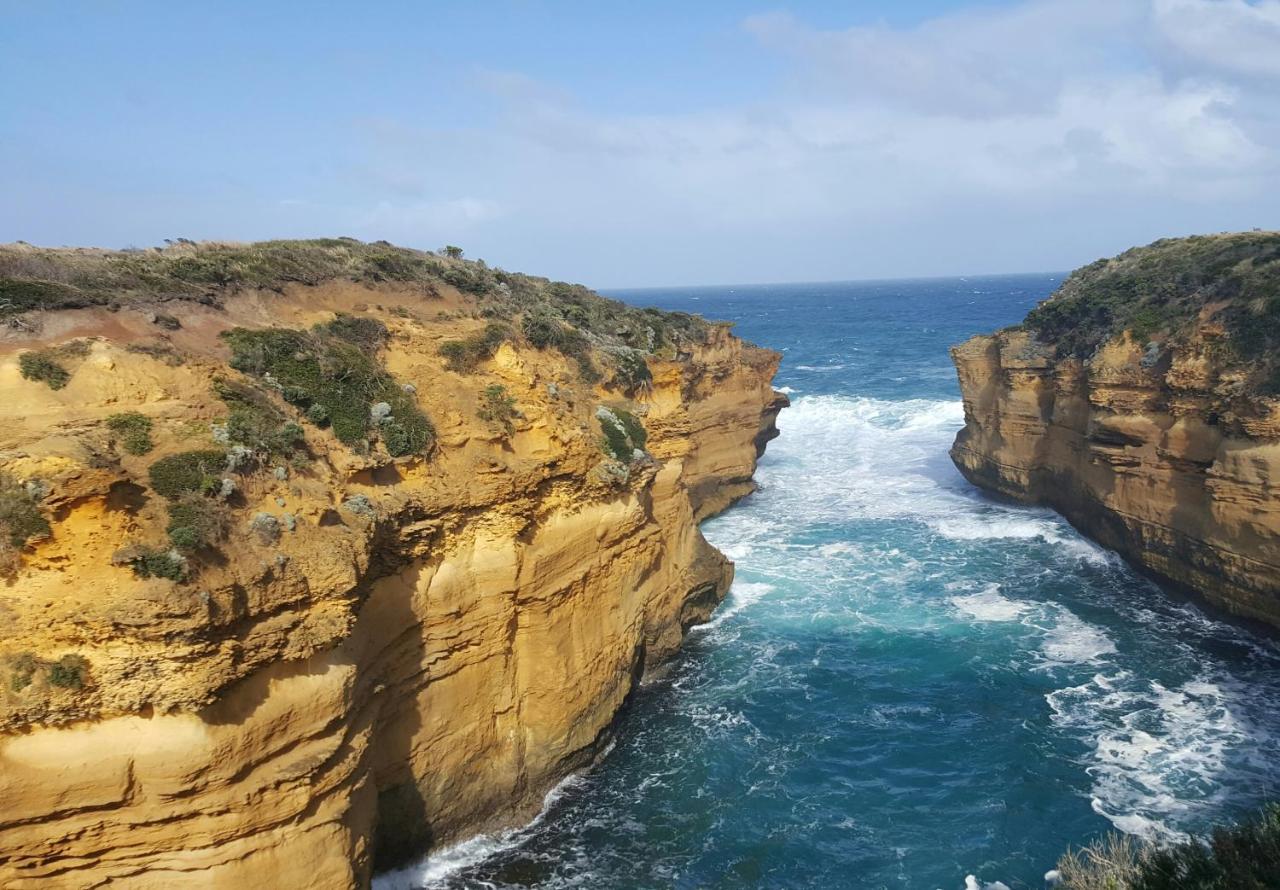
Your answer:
148;450;227;499
440;322;512;373
165;491;227;552
522;313;599;381
106;411;154;455
477;384;518;436
49;655;88;690
1056;804;1280;889
1;240;714;390
1024;232;1280;392
18;349;71;389
222;315;434;456
128;546;187;581
6;652;88;693
0;474;50;549
213;379;306;460
597;406;647;461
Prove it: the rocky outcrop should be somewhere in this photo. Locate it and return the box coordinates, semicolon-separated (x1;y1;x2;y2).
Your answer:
951;235;1280;627
0;246;783;889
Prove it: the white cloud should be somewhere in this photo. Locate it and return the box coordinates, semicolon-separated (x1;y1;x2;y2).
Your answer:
338;0;1279;283
1154;0;1280;78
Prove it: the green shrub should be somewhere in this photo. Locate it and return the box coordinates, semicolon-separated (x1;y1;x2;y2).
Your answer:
477;384;518;436
49;654;88;690
222;324;433;453
439;322;512;373
597;406;646;461
523;313;567;350
131;547;187;580
148;450;227;499
314;314;388;353
19;350;71;390
106;411;154;455
611;350;652;393
1057;804;1280;890
9;653;37;692
1024;233;1280;394
214;379;306;459
0;474;50;548
165;491;226;552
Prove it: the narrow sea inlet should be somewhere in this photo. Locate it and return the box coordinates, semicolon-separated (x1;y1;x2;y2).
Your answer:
381;277;1280;889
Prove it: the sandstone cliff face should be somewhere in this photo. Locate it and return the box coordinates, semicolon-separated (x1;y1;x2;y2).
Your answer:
951;318;1280;628
0;263;783;888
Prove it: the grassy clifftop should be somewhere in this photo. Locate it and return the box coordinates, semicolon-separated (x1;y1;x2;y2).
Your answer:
0;238;710;359
1022;231;1280;392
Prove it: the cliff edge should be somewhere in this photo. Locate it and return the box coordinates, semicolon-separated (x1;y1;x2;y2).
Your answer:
951;232;1280;626
0;240;786;888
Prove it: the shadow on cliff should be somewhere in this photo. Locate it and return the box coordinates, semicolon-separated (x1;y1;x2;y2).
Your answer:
364;559;435;875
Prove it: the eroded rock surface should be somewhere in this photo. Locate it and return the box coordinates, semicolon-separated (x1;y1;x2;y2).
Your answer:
0;246;783;889
951;235;1280;627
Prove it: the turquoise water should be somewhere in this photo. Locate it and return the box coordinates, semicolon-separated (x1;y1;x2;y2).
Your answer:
380;277;1280;889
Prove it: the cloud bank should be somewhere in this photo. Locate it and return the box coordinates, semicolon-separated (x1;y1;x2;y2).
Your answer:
6;0;1278;285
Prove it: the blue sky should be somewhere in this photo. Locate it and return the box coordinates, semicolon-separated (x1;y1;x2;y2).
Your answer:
2;1;1278;286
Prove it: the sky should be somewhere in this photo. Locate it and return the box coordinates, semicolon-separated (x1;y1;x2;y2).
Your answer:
2;0;1278;287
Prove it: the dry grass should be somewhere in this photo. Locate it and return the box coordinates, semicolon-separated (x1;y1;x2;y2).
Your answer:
1057;833;1151;890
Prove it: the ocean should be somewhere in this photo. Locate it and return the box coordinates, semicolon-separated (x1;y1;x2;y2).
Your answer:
378;276;1280;889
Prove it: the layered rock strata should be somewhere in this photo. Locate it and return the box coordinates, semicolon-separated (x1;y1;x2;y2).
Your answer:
0;259;783;888
951;258;1280;626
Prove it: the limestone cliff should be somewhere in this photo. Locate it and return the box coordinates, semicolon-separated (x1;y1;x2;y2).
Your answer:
0;241;785;888
951;232;1280;626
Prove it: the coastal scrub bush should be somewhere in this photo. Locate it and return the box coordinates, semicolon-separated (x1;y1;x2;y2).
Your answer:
214;379;306;460
440;322;511;373
0;241;713;371
19;349;71;389
596;406;646;461
49;654;88;690
522;313;599;382
165;491;226;552
222;319;434;455
148;450;227;499
477;384;518;436
522;313;566;350
0;474;50;548
1056;803;1280;889
1024;233;1280;394
610;349;652;394
130;547;187;581
106;411;155;455
9;653;37;692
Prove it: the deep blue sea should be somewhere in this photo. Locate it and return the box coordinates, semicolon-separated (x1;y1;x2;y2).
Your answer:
380;277;1280;890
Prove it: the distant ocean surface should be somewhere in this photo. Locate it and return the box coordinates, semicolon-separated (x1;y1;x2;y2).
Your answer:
380;276;1280;889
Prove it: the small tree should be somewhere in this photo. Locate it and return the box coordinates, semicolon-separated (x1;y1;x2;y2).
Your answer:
442;245;464;259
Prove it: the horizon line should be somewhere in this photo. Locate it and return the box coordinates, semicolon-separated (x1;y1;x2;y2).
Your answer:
599;268;1067;293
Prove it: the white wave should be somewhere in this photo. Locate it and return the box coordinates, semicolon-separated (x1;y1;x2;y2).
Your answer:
934;515;1058;542
699;581;775;630
776;385;799;394
1040;612;1117;665
374;774;586;890
950;584;1031;622
794;363;846;371
932;513;1114;566
962;877;1011;890
1047;673;1249;841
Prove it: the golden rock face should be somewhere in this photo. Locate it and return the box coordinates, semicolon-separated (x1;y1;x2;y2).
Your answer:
950;327;1280;629
0;281;784;888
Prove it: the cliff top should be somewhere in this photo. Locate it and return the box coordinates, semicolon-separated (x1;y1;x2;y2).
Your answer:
1022;231;1280;392
0;238;711;357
